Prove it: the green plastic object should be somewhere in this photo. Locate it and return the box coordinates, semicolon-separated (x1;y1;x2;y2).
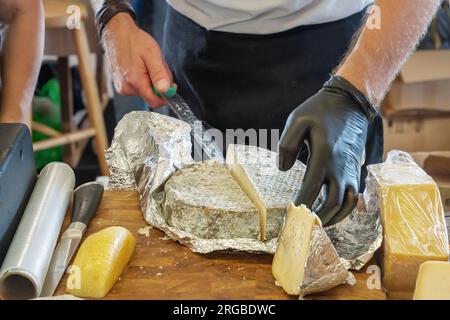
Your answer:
152;84;177;98
39;78;61;106
32;79;63;170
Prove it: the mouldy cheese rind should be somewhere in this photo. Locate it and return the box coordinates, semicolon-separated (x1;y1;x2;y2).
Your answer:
226;144;306;241
163;161;260;240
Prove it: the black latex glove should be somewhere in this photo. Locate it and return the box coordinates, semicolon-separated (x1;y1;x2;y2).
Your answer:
278;75;378;226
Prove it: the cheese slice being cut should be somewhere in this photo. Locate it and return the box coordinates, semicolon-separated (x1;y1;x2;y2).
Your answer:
66;226;136;298
272;203;320;295
272;203;350;296
226;144;305;241
367;161;449;299
413;261;450;300
163;161;260;239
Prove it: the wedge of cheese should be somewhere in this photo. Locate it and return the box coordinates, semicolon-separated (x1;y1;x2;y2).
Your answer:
226;144;305;241
163;161;260;239
272;203;319;295
414;261;450;300
272;203;350;296
367;161;449;299
66;226;136;298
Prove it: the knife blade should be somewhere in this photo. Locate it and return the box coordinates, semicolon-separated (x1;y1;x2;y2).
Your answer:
40;182;104;297
154;85;225;162
40;222;85;297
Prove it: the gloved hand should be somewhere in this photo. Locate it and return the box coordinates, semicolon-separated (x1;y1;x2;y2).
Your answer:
278;75;378;226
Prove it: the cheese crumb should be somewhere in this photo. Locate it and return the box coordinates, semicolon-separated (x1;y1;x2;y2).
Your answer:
138;226;152;237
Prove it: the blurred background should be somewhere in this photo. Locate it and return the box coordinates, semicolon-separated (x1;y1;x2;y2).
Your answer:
30;1;450;210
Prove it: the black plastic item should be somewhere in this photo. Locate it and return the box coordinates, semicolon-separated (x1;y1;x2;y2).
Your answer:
95;0;137;38
0;124;37;264
71;182;104;225
278;76;370;227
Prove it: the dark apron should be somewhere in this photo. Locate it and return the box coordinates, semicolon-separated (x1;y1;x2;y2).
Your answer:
161;5;383;191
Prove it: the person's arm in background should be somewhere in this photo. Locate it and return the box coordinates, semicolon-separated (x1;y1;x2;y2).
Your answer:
0;0;44;128
90;0;172;108
336;0;443;105
278;0;443;226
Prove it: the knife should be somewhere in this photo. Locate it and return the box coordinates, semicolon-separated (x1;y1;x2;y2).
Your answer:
40;181;104;297
153;85;225;162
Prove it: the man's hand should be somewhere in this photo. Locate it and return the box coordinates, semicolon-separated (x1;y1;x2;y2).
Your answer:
102;13;173;108
279;0;442;225
278;77;372;226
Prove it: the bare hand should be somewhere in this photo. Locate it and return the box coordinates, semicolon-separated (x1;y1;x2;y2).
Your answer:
102;13;173;108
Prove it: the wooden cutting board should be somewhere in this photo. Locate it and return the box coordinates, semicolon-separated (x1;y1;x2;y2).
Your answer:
54;191;386;300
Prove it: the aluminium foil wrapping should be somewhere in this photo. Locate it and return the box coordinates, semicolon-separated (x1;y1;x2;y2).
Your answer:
106;111;383;295
325;206;383;271
301;225;356;296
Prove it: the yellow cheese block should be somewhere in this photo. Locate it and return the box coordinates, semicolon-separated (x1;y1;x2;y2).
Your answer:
414;261;450;300
272;203;320;295
66;226;136;298
379;181;449;297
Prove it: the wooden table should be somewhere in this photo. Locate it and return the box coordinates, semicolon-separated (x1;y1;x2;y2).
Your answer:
55;191;386;300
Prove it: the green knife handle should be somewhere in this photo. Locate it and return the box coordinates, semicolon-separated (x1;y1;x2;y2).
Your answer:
71;182;104;226
152;84;177;98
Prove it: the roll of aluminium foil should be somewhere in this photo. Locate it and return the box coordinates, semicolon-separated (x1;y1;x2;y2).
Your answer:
0;162;75;300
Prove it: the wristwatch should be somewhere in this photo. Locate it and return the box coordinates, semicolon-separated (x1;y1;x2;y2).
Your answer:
95;0;136;38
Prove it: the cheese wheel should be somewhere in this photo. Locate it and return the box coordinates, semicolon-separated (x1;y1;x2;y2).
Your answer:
163;161;260;239
66;226;136;298
226;144;305;241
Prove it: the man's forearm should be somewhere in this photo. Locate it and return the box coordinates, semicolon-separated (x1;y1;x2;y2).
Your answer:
0;0;44;126
336;0;442;106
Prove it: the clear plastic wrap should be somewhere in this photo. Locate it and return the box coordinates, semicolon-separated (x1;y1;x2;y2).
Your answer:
364;150;449;299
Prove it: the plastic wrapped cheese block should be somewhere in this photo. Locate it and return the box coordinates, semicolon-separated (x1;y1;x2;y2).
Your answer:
365;151;449;299
163;161;260;239
226;144;306;241
66;226;136;298
272;203;351;296
414;261;450;300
